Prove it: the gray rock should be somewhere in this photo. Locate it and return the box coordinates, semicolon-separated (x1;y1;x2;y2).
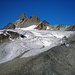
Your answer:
0;31;25;44
13;14;41;28
0;34;9;44
20;14;41;28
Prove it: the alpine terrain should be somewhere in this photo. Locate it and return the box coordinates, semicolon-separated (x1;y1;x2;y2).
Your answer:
0;13;75;75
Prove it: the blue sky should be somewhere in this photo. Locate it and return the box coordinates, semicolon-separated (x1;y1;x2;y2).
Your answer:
0;0;75;28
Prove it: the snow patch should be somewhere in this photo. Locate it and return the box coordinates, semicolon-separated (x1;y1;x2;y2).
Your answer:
47;26;50;30
16;25;37;30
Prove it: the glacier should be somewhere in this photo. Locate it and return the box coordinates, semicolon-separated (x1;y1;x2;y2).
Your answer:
0;29;75;64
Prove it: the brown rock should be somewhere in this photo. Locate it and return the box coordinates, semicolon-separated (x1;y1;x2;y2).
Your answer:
35;20;50;30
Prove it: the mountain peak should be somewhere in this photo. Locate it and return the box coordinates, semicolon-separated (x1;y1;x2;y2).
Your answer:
31;14;37;18
19;12;25;20
2;12;75;31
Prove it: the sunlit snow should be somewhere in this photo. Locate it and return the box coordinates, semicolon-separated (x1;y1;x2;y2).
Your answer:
16;25;37;30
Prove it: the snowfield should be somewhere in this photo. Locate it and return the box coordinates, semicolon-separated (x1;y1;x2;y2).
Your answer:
0;29;75;64
16;25;37;30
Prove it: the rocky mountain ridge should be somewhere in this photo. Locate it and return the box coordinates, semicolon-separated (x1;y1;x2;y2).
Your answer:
2;12;74;31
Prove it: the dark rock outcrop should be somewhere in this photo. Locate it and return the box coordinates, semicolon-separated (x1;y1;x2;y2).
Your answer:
35;20;50;30
65;23;75;31
7;31;20;39
0;34;10;44
0;31;25;44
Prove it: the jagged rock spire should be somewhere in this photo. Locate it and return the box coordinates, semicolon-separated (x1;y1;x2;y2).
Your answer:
31;14;37;18
19;12;25;20
12;13;42;28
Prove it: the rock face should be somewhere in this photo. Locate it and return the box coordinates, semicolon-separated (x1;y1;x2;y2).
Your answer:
65;23;75;31
35;20;50;30
0;30;25;44
0;34;9;44
13;13;42;28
